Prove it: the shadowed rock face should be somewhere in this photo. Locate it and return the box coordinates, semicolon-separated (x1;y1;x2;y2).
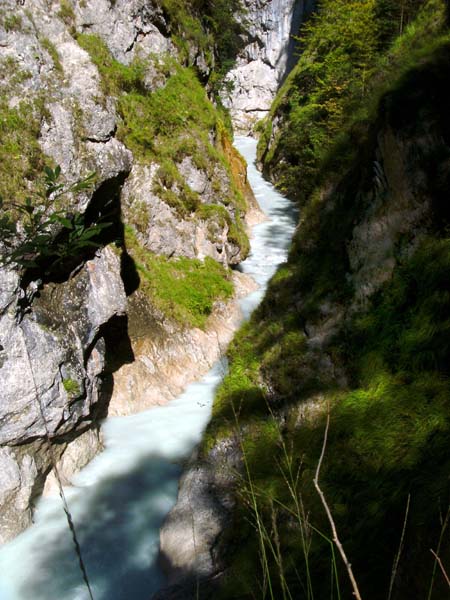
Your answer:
221;0;314;133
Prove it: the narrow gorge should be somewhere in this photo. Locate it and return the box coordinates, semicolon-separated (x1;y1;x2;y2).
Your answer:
0;0;303;597
0;0;281;546
1;1;450;600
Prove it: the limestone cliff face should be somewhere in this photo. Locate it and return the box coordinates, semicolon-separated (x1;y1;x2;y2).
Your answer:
0;0;256;542
221;0;314;133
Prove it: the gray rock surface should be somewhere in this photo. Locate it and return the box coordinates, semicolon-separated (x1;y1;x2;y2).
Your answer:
0;247;126;445
159;437;241;588
43;428;104;494
76;0;174;65
0;246;126;541
348;130;430;308
221;0;314;133
122;163;243;266
0;447;38;544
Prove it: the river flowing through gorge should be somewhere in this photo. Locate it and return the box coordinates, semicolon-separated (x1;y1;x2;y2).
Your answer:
0;137;297;600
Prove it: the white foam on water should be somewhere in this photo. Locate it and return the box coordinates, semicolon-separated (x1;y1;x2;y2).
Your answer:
0;137;296;600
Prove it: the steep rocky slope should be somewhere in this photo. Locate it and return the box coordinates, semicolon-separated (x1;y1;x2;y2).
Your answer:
0;0;256;543
158;2;450;599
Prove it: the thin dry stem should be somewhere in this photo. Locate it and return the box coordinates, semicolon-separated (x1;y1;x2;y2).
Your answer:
430;549;450;588
387;494;411;600
313;408;363;600
428;503;450;600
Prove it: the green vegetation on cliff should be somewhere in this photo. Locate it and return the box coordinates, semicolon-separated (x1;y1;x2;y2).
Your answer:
0;98;45;203
206;1;450;598
258;0;449;204
76;32;250;326
159;0;245;86
0;13;249;327
124;226;233;329
0;54;47;205
77;33;249;250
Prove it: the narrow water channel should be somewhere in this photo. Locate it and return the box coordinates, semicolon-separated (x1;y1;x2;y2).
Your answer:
0;137;297;600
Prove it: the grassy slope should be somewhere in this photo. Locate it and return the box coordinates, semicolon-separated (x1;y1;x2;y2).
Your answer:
0;56;47;204
204;1;450;598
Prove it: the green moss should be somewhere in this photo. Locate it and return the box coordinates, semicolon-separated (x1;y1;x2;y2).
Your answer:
40;37;64;75
2;13;23;32
62;378;80;397
78;34;213;164
117;65;216;160
346;237;450;376
124;226;233;329
196;203;229;226
228;213;249;256
76;33;146;97
196;204;249;255
158;0;245;90
0;98;46;205
160;0;210;61
0;57;32;94
58;0;75;28
127;199;150;235
151;159;201;216
333;372;449;472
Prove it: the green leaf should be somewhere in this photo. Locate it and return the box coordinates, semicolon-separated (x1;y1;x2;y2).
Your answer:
71;172;96;192
54;216;73;229
78;229;100;240
48;211;66;222
34;234;52;244
44;166;55;180
75;240;99;249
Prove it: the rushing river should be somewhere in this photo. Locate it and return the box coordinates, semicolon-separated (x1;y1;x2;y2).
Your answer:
0;137;297;600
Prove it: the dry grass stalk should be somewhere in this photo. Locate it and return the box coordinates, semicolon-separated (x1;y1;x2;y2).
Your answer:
313;407;363;600
430;549;450;589
387;494;411;600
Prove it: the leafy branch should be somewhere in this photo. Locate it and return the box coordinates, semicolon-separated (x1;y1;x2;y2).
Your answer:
0;166;110;274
